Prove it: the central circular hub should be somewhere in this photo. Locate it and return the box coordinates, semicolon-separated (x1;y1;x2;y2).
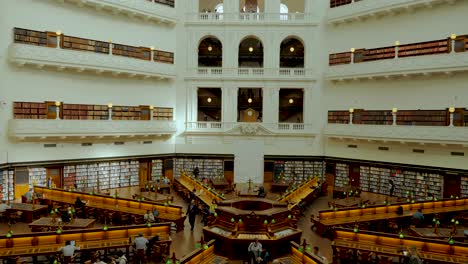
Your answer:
231;200;273;211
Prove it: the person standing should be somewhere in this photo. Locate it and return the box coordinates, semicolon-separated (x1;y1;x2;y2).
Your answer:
187;200;198;231
248;239;262;264
59;241;80;264
389;180;395;197
133;233;149;264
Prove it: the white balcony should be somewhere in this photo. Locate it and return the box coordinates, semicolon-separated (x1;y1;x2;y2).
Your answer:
328;0;457;25
8;43;176;80
9;119;177;142
324;123;468;146
66;0;176;25
185;12;318;26
185;122;317;137
326;52;468;81
187;67;315;81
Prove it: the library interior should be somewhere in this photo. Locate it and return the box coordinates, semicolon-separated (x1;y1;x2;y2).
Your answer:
1;0;468;263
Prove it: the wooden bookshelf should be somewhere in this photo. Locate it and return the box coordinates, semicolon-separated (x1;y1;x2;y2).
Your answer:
62;103;108;120
329;35;467;66
154;50;174;64
329;52;351;66
327;111;349;124
154;0;175;8
112;44;151;60
354;46;395;63
61;35;109;54
398;39;449;58
357;110;393;125
453;35;468;53
13;101;47;119
112;106;142;120
330;0;352;8
153;107;173;121
396;110;448;126
14;101;173;121
13;28;174;65
13;28;55;47
328;109;457;126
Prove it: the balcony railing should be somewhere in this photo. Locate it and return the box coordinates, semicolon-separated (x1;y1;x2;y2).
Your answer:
328;0;450;24
186;12;317;25
9;28;175;79
9;119;177;142
189;67;314;80
185;122;317;136
324;123;468;145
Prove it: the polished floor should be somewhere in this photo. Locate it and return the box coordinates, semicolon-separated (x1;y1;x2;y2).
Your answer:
0;185;394;263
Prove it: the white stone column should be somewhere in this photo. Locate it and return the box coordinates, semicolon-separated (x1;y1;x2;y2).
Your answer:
224;0;239;15
222;85;238;123
223;33;237;69
265;0;280;14
263;87;280;124
263;34;279;71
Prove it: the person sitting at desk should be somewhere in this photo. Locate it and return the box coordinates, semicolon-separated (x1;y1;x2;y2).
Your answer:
144;210;155;223
152;208;160;222
256;186;266;198
59;240;80;264
0;200;11;213
24;189;34;203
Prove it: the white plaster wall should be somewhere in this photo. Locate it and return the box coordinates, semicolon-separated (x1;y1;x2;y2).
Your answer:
0;0;178;163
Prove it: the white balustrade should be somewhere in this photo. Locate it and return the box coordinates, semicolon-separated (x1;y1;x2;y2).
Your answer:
193;68;312;80
186;122;312;135
186;12;315;24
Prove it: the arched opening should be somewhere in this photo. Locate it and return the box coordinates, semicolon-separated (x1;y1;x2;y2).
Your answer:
281;0;305;13
238;88;263;122
238;37;263;68
199;0;223;13
279;88;303;123
198;37;222;67
198;88;222;122
280;37;304;68
240;0;264;13
280;3;288;20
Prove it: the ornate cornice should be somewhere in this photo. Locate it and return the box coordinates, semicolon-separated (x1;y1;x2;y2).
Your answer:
60;0;176;25
328;0;458;25
8;44;176;80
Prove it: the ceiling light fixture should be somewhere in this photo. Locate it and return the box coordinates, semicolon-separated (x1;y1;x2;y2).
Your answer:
248;47;253;52
290;47;295;52
207;46;213;52
289;98;294;104
248;98;253;103
207;97;212;103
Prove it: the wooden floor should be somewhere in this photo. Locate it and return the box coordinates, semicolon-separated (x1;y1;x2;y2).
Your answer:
0;185;394;263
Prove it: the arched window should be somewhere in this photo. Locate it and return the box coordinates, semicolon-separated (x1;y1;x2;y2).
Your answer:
280;37;304;68
215;3;224;13
238;37;263;68
198;37;223;67
280;3;288;20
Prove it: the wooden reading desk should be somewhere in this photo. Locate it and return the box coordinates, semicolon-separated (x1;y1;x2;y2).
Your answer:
7;203;48;223
271;182;290;193
276;241;327;264
141;181;171;194
314;198;468;235
332;228;468;264
179;240;228;264
0;223;172;262
139;192;173;204
173;172;224;206
34;186;186;230
211;179;229;190
409;228;466;241
29;217;96;232
278;177;319;210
